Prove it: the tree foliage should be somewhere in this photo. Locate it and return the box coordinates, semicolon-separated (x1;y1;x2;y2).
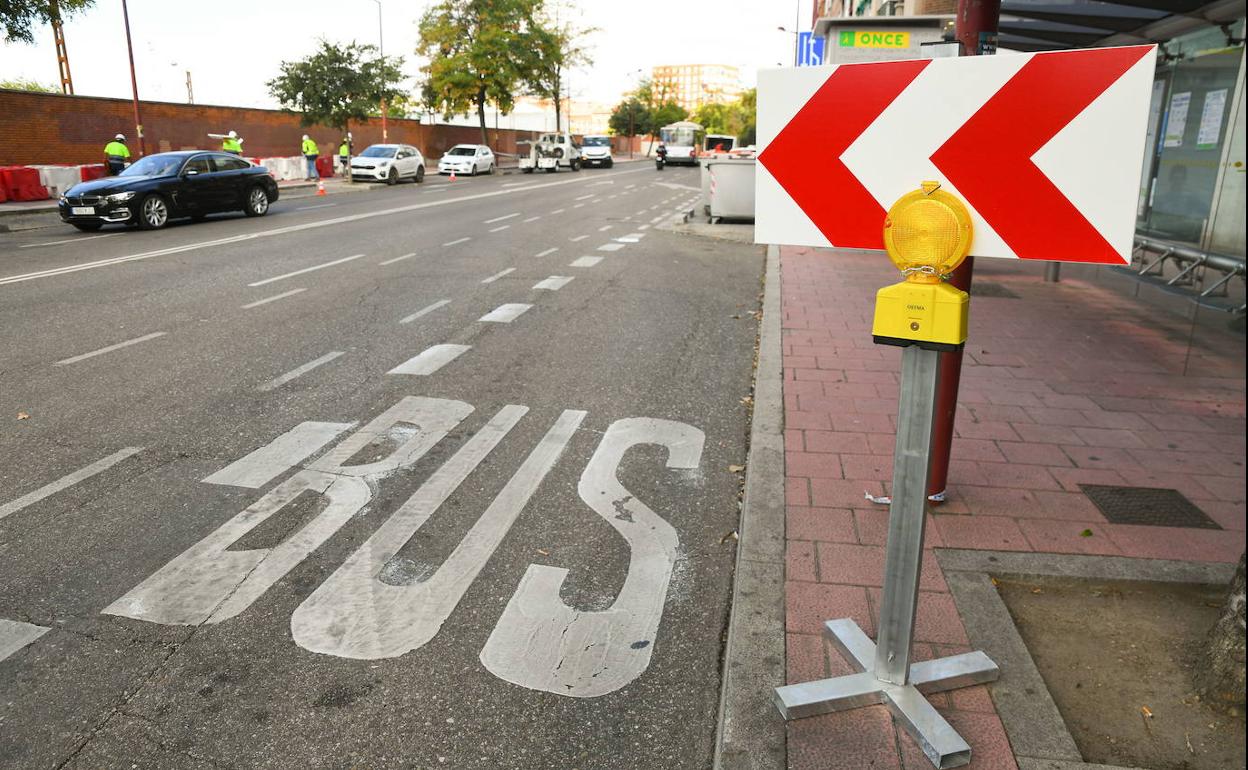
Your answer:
1;77;58;92
525;1;595;132
417;0;547;147
2;0;93;44
267;40;405;133
692;88;756;145
608;79;686;138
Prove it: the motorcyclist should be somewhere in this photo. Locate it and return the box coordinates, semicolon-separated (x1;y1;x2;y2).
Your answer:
656;142;668;170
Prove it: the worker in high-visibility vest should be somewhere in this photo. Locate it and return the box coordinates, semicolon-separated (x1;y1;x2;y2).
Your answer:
222;130;243;155
338;137;350;176
104;134;130;176
301;134;319;180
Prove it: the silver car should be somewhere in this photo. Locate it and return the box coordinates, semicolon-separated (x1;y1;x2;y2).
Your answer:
350;144;426;184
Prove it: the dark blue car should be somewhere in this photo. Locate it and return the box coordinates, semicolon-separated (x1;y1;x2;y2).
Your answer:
59;151;280;231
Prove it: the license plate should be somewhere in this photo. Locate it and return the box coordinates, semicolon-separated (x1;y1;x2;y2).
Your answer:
71;206;95;215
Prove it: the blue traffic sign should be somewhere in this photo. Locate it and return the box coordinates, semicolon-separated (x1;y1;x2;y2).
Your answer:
797;32;825;67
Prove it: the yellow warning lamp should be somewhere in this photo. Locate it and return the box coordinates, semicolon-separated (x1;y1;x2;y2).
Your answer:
872;181;973;351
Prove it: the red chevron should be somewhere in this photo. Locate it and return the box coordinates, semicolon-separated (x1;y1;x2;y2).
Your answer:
758;59;929;249
931;46;1153;263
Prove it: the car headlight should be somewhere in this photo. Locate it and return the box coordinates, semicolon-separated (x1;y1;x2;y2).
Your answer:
104;191;136;203
59;195;68;204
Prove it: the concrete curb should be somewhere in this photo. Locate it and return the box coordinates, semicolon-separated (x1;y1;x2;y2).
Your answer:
713;243;787;770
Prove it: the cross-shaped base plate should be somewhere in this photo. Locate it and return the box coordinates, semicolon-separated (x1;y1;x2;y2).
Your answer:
774;618;1000;769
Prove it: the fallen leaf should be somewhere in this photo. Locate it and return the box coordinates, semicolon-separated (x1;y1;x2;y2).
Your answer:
728;464;745;473
1031;588;1044;594
1079;529;1094;537
990;576;1000;587
1185;731;1195;755
16;412;30;420
1141;706;1154;718
720;530;739;544
536;549;549;556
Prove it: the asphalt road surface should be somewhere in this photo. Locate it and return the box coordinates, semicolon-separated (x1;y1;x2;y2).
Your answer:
0;164;764;769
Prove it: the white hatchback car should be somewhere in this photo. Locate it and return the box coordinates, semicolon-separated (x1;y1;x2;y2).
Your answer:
350;144;425;184
438;144;495;176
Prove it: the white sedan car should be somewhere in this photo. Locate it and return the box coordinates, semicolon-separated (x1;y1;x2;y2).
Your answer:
438;144;495;176
350;144;426;184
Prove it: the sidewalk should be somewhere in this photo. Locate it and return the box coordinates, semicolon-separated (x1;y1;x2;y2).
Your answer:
774;246;1244;768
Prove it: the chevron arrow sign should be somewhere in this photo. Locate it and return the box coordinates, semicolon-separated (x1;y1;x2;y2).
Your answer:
755;45;1157;264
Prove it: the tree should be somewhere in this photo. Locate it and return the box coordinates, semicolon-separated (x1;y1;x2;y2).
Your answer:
2;0;93;44
1196;552;1246;709
1;77;58;92
608;79;686;151
691;87;756;146
417;0;546;147
526;1;595;133
267;40;405;133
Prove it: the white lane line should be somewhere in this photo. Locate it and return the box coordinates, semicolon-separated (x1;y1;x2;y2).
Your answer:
635;209;648;216
625;183;637;189
258;351;344;392
0;619;50;662
400;299;451;324
248;254;363;287
388;344;471;375
379;252;418;266
19;233;118;249
479;303;532;323
572;203;585;209
502;182;528;188
638;224;650;230
295;203;338;211
489;225;511;233
535;247;558;258
54;332;166;366
569;256;602;268
597;243;625;252
482;267;515;284
242;288;306;309
533;276;574;290
650;215;665;224
569;235;588;242
522;216;541;223
575;194;594;201
549;208;566;215
598;225;614;232
203;422;353;489
592;198;603;204
443;237;471;247
424;187;451;193
0;446;144;521
484;212;520;224
0;169;652;287
623;232;647;239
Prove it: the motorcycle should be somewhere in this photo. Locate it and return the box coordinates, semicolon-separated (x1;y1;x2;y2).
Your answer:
655;145;667;171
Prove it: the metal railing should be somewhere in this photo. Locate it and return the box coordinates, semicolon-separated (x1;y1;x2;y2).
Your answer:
1131;234;1246;316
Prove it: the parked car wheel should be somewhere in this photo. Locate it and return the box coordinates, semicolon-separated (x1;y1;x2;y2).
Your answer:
415;165;425;183
137;194;169;230
243;185;270;217
386;167;398;185
71;222;104;232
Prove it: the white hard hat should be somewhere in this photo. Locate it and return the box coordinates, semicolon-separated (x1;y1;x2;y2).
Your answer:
115;134;125;140
302;134;309;140
228;130;238;138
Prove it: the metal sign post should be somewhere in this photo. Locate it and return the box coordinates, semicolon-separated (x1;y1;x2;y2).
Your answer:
773;183;1000;769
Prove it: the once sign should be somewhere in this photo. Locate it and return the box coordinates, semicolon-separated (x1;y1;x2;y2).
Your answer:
756;45;1157;264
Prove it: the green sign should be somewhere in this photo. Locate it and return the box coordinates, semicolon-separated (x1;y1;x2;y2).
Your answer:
838;30;911;48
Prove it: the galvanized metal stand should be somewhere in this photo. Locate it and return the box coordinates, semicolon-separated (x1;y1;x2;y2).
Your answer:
774;346;1000;769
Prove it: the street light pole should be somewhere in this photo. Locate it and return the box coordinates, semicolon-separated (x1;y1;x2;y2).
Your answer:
121;0;145;156
372;0;387;142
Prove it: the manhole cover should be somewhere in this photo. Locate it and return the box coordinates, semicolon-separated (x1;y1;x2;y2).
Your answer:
1079;485;1221;529
970;281;1020;298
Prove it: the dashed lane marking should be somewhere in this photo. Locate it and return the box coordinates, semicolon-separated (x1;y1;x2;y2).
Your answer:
569;256;602;268
0;446;144;521
522;216;541;223
534;248;558;258
569;235;588;242
378;252;418;266
295;203;338;211
0;619;50;662
482;268;515;284
484;212;520;224
598;225;613;232
19;233;118;249
242;288;307;309
388;344;471;375
597;243;625;252
258;351;344;392
399;299;451;324
479;303;532;323
248;254;364;287
54;332;167;366
443;237;471;247
533;276;574;290
489;225;511;233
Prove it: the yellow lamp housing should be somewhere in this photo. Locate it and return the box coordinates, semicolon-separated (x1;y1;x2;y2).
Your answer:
872;181;973;351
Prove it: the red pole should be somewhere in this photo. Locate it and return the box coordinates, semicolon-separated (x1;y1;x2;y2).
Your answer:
926;0;1000;500
121;0;145;157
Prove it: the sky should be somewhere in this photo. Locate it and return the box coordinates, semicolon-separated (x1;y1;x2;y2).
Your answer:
0;0;814;110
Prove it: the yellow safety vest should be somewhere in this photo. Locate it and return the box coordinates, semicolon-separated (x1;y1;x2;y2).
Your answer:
302;138;318;155
223;138;243;153
339;143;349;157
104;141;130;159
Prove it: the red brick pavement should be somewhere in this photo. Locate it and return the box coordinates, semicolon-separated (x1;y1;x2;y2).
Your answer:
780;246;1245;769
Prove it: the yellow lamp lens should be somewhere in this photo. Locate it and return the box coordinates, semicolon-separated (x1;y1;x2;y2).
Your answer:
883;182;973;277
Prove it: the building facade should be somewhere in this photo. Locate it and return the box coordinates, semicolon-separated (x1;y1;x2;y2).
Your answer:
650;64;743;112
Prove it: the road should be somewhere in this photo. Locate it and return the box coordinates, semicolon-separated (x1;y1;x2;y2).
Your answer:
0;164;764;769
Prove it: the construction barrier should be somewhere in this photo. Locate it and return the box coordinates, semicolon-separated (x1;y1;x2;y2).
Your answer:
79;164;107;182
0;166;49;202
30;165;81;199
315;156;334;178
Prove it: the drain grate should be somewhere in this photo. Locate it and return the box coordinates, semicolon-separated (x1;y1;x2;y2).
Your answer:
970;281;1021;298
1079;485;1221;529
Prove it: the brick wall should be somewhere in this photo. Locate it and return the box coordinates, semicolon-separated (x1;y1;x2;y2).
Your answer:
0;90;645;167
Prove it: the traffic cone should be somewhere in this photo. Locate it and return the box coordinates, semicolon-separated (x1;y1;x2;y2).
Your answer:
449;169;457;182
317;180;326;196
